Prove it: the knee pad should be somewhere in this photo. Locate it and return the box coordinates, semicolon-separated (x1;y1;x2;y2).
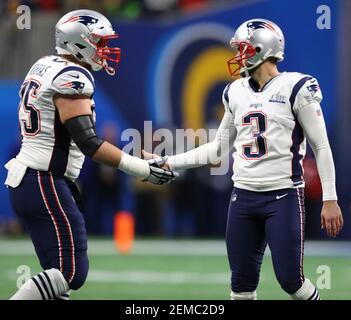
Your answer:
230;291;257;300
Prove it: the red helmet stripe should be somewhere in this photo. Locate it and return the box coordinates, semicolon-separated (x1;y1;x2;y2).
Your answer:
264;23;281;37
63;16;79;24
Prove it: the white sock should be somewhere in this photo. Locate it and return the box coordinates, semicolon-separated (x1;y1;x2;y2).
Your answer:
10;268;69;300
290;278;320;300
231;291;257;300
56;290;71;300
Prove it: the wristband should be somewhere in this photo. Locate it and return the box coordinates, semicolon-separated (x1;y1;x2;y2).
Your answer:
118;153;150;179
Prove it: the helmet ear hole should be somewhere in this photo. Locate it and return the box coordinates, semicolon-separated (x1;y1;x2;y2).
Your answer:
255;47;261;53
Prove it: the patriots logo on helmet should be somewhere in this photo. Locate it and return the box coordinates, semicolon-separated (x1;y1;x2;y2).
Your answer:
63;15;99;30
60;81;85;93
246;21;279;37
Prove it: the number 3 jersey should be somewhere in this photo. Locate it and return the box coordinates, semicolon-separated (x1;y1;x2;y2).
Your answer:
16;55;95;181
223;72;323;191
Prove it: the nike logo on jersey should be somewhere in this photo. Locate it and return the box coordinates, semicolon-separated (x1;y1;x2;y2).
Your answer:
52;57;67;63
69;73;80;79
249;103;263;109
276;193;288;200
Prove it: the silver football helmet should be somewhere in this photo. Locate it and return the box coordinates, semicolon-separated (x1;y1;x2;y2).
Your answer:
227;19;285;78
55;9;121;76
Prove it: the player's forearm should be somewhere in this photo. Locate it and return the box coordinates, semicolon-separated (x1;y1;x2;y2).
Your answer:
312;145;337;201
167;111;235;170
63;114;150;179
167;136;235;170
93;142;150;178
297;102;337;201
92;141;122;167
167;141;220;170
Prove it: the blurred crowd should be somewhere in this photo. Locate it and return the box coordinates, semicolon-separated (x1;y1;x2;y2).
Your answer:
1;0;243;20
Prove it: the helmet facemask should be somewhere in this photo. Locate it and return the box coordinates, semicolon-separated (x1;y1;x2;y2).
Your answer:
88;33;121;76
227;41;257;78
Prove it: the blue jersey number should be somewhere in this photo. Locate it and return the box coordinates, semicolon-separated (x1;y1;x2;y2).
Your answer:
20;80;41;136
242;111;267;159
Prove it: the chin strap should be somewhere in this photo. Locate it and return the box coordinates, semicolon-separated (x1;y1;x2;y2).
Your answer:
105;64;115;76
241;59;265;78
240;48;275;78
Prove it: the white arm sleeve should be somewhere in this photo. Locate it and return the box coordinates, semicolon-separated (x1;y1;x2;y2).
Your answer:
167;110;236;170
118;152;150;178
297;102;337;201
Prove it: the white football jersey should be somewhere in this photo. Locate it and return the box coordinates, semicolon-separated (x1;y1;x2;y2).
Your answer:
15;55;95;181
223;72;323;191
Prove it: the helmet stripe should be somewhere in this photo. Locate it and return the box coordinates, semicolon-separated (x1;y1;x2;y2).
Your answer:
63;16;79;24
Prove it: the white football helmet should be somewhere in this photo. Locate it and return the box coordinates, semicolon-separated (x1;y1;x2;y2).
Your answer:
55;9;121;76
227;19;285;78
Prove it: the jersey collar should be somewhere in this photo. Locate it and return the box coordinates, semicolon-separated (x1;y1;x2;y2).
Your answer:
248;73;283;93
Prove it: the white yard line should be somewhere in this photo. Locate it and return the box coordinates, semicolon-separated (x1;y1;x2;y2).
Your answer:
0;239;350;256
5;269;230;284
87;270;229;284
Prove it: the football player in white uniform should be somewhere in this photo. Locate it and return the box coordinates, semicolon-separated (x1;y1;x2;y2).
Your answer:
5;9;177;300
147;19;343;300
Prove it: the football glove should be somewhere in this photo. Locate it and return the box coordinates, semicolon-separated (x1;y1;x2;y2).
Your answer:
143;156;178;185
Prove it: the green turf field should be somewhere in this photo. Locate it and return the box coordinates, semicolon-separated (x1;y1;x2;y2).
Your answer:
0;239;350;300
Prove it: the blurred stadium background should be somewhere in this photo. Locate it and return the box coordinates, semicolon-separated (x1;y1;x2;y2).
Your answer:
0;0;350;299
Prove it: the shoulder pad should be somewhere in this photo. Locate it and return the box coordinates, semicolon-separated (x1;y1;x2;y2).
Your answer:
52;66;95;97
